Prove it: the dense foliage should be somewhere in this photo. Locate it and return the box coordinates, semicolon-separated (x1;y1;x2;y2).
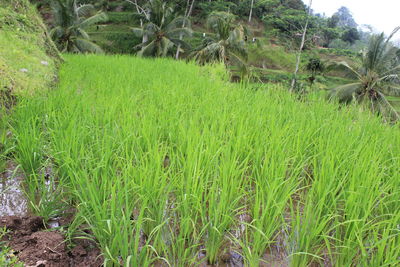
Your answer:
132;0;192;57
329;30;400;121
193;12;247;65
50;0;108;53
41;0;371;52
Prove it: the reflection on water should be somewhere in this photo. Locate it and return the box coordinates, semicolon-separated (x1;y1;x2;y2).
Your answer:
0;162;28;216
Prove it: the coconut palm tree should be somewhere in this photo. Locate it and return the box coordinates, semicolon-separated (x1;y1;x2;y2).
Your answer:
329;28;400;121
132;0;192;57
50;0;107;53
192;12;248;66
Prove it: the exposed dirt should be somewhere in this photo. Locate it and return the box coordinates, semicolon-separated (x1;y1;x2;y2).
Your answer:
0;216;103;267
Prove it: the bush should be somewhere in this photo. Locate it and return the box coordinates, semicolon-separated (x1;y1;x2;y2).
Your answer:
196;2;238;18
328;38;350;49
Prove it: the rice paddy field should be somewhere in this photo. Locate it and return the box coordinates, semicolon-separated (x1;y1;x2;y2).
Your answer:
8;54;400;266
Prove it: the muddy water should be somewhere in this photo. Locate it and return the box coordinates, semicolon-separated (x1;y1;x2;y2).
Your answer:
0;162;28;216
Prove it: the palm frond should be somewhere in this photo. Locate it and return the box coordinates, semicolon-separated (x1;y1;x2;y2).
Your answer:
77;4;95;17
165;28;192;39
79;12;108;29
132;27;144;38
142;22;159;37
386;26;400;44
138;40;156;57
75;38;104;54
169;38;191;50
160;37;173;57
328;83;362;103
333;61;362;79
49;26;64;39
166;17;191;32
76;28;90;40
194;42;226;64
382;85;400;97
376;91;400;121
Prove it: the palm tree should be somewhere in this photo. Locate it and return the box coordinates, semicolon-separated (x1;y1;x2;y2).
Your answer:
192;12;248;66
329;28;400;121
132;0;192;57
50;0;107;53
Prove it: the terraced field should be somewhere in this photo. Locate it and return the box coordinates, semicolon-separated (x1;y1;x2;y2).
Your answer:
8;55;400;266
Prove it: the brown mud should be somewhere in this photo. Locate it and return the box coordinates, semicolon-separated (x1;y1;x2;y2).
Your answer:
0;216;103;267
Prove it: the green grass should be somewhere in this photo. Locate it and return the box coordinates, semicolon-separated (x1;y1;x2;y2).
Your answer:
10;54;400;266
0;227;23;267
0;0;59;178
0;0;59;96
248;42;297;72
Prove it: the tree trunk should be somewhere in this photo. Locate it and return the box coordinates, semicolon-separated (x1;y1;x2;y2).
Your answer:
290;0;313;92
248;0;254;23
175;0;195;60
142;34;148;44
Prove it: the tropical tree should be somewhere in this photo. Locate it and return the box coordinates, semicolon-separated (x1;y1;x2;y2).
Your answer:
341;27;360;45
50;0;107;53
305;57;325;86
193;12;248;66
131;0;192;57
329;28;400;121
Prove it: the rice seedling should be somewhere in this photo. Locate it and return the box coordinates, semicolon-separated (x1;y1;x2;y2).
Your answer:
9;54;400;266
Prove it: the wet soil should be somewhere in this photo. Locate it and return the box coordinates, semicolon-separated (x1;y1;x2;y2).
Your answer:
0;160;291;266
0;216;103;267
0;162;28;217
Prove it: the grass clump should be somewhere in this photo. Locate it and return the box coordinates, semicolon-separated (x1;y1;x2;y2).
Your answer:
10;54;400;266
0;227;23;267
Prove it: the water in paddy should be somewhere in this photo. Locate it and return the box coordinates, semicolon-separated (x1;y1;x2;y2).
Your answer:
0;162;28;217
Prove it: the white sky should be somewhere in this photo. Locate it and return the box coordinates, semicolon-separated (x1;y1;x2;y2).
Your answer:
305;0;400;34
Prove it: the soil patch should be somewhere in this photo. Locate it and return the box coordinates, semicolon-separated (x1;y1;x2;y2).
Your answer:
0;216;103;267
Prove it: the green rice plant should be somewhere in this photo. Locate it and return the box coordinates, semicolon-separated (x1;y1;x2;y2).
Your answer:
0;109;10;173
9;54;400;267
11;104;45;176
25;172;66;222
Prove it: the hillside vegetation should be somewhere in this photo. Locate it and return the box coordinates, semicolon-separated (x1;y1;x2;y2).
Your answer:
0;0;60;99
0;0;61;183
10;55;400;266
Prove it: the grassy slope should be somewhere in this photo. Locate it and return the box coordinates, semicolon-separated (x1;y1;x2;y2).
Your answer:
0;2;59;264
11;55;400;266
0;0;60;175
0;0;60;96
